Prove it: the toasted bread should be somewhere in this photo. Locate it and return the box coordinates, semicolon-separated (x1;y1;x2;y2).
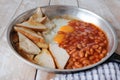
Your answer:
18;32;41;54
14;27;44;42
18;49;35;63
16;8;48;30
42;17;56;37
44;17;56;30
29;15;47;23
49;43;70;69
36;42;48;49
35;7;43;18
16;20;47;31
14;27;48;48
34;49;55;68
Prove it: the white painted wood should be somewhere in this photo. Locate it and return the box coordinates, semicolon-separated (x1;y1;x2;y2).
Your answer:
50;0;78;6
0;32;36;80
104;0;120;53
0;14;36;80
13;0;50;19
0;0;22;38
78;0;120;54
104;0;120;22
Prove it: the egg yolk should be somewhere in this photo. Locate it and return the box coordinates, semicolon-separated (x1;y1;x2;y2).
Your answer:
54;33;65;43
54;25;74;43
59;25;74;33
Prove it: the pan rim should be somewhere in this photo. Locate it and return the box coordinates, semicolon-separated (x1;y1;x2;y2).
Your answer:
7;5;118;73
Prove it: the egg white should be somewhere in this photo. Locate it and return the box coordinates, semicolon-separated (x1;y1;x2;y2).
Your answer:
43;18;70;43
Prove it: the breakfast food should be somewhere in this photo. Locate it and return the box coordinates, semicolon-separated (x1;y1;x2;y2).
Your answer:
49;43;69;69
34;49;55;68
16;20;47;30
12;7;108;69
14;27;48;48
59;20;108;69
18;32;41;54
16;8;47;30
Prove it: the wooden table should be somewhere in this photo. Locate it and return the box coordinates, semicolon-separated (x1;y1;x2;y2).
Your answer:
0;0;120;80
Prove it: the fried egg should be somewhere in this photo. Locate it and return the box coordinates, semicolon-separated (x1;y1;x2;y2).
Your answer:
43;17;73;44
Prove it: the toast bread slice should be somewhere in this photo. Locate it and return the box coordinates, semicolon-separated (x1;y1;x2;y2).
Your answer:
49;43;70;69
34;49;55;68
14;27;48;48
16;20;47;31
18;32;41;55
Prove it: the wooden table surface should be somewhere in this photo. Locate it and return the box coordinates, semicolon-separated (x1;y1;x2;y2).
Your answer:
0;0;120;80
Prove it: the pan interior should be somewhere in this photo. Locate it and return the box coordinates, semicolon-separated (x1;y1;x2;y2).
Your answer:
8;5;117;72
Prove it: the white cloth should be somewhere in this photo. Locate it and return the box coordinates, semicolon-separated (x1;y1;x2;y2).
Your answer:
53;62;120;80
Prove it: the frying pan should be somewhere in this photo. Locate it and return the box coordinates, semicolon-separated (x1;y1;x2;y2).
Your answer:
7;5;120;73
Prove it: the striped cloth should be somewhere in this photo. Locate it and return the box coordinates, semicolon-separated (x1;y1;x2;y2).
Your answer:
53;62;120;80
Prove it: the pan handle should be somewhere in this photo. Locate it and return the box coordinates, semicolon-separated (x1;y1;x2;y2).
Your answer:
107;52;120;63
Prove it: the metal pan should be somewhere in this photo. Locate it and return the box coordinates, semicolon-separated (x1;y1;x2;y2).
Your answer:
7;5;120;73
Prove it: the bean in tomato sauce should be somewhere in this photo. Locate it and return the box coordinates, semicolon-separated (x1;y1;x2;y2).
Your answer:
59;20;108;69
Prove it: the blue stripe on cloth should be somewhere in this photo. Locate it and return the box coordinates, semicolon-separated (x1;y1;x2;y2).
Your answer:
118;64;120;71
66;73;73;80
108;63;116;80
78;72;81;80
59;74;67;80
107;63;113;80
53;62;120;80
113;63;120;80
103;64;111;80
73;73;80;80
114;63;120;80
84;71;87;80
79;72;86;80
92;68;99;80
97;66;105;80
96;68;100;80
85;71;92;80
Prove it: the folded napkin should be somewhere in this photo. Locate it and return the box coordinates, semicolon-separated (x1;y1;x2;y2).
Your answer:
53;62;120;80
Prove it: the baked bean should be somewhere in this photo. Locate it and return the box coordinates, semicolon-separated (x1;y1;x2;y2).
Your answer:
102;49;107;54
73;42;78;46
59;20;108;69
82;60;90;65
72;58;76;62
71;51;78;57
82;43;86;47
85;51;89;57
80;58;87;62
74;62;83;68
104;40;107;44
95;49;101;53
66;62;73;69
99;43;105;47
100;53;105;58
75;56;79;60
69;48;76;55
90;48;94;55
92;45;99;49
89;56;95;60
77;44;82;49
69;46;76;51
78;50;84;58
94;54;99;59
95;58;100;62
89;35;94;39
